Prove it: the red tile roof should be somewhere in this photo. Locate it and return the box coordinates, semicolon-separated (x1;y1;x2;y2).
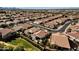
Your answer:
28;27;40;34
33;30;49;38
68;32;79;39
18;23;32;29
49;32;70;49
0;28;13;36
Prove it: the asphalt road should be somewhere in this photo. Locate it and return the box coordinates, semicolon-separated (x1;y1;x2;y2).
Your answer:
28;21;72;33
58;21;72;32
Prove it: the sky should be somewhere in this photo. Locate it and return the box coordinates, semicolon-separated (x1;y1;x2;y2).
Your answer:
0;0;79;7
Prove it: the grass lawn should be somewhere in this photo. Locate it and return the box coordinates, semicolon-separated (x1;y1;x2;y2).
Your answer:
8;37;40;51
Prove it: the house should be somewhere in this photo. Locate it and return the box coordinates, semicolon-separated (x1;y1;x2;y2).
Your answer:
40;17;54;24
74;15;79;19
33;14;63;25
23;27;40;37
12;25;23;32
0;22;7;28
44;21;54;29
70;23;79;32
24;18;30;22
0;22;5;26
40;18;50;24
18;17;26;23
66;31;79;50
34;20;43;24
0;28;3;30
18;23;32;30
60;17;68;23
67;32;79;42
6;21;15;26
13;19;20;24
44;20;58;29
51;14;63;19
27;27;40;34
68;15;74;20
48;32;70;50
32;30;49;43
0;20;4;23
55;19;63;24
0;28;16;40
13;23;33;33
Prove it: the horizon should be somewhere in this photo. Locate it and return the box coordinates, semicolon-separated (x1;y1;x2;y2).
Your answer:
0;7;79;9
